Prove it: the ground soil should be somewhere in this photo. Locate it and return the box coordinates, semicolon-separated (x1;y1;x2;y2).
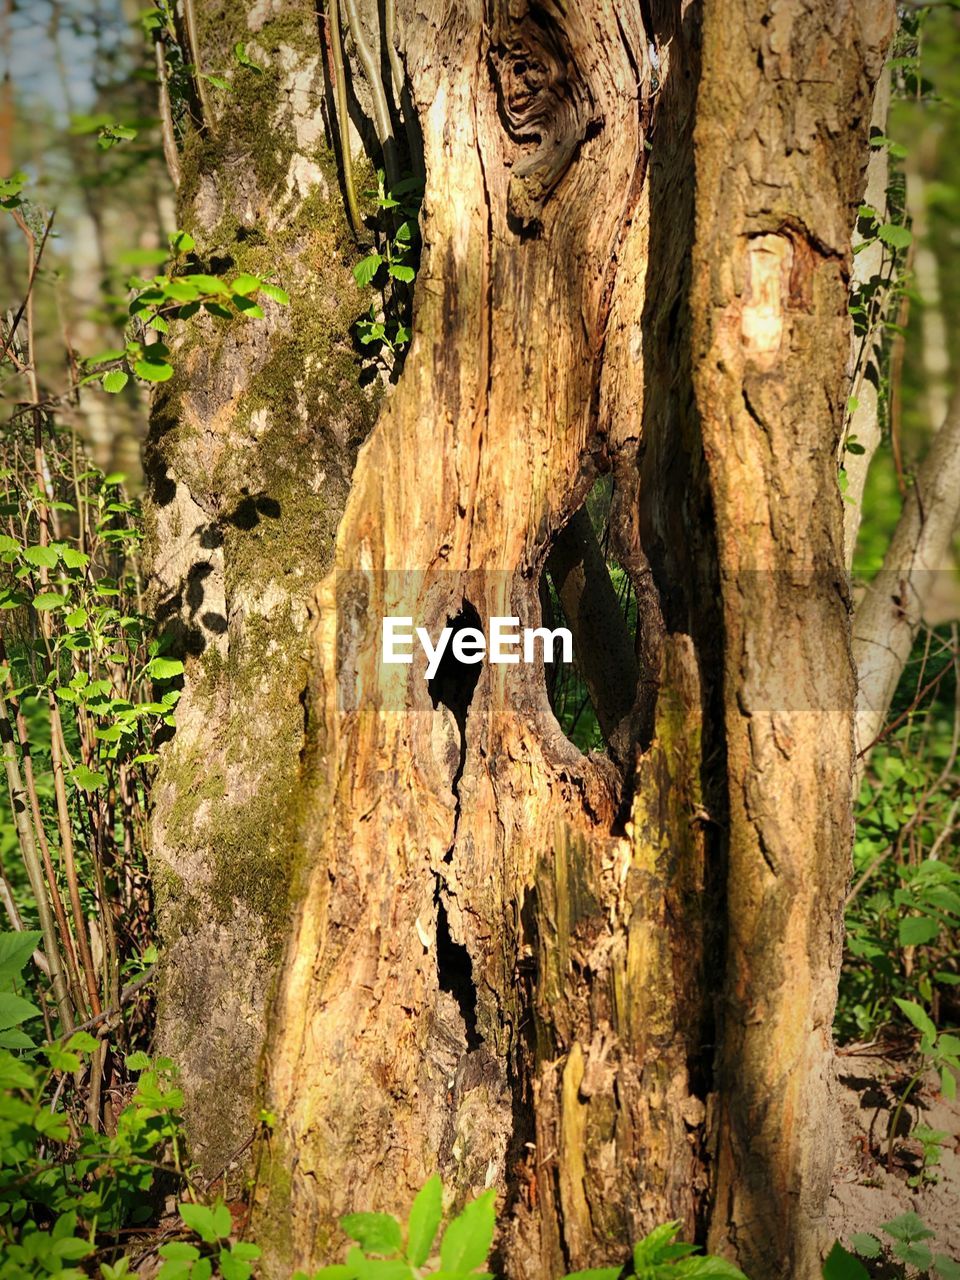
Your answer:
830;1044;960;1264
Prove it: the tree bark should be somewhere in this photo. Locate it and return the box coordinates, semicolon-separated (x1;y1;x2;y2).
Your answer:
145;0;377;1172
691;3;893;1274
145;1;893;1275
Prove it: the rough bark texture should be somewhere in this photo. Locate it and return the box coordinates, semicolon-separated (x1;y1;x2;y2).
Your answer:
260;3;716;1274
145;1;894;1275
145;0;378;1171
255;2;890;1279
691;2;893;1275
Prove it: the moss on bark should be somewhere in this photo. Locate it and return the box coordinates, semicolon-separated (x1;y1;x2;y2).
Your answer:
145;0;378;1176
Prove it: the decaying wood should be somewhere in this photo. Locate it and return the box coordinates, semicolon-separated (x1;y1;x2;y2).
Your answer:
260;2;890;1278
260;3;707;1273
146;0;895;1275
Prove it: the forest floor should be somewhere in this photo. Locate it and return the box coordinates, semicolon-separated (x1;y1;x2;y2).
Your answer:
830;1046;960;1254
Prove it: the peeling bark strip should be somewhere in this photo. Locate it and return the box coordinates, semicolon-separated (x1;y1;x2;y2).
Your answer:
691;1;893;1276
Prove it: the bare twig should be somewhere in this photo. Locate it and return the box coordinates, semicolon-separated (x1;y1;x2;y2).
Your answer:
342;0;400;193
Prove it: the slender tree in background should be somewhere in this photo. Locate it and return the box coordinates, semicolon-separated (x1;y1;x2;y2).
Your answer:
146;2;896;1278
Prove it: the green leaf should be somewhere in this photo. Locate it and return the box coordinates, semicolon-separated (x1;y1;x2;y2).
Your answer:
45;1044;83;1072
893;1241;934;1269
62;547;90;569
849;1234;881;1259
892;998;937;1041
146;657;184;679
102;370;130;393
211;1201;233;1239
159;1243;201;1261
179;1202;218;1244
388;264;415;283
353;253;383;287
561;1271;622;1280
33;592;69;611
218;1250;251;1280
881;1212;936;1243
166;280;200;302
341;1212;403;1256
822;1242;870;1280
126;1050;152;1071
234;41;263;71
877;222;912;249
66;1030;99;1052
184;273;230;295
23;544;60;568
407;1174;442;1266
0;930;42;980
346;1257;410;1280
934;1255;960;1280
898;915;940;947
135;358;174;383
230;273;261;296
233;295;265;318
170;229;196;253
0;991;41;1031
259;282;289;304
203;73;232;90
439;1189;495;1273
118;247;169;267
65;606;88;627
71;765;108;792
673;1262;748;1278
942;1067;957;1100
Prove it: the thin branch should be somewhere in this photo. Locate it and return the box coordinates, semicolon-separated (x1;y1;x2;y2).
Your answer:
1;210;56;367
0;686;74;1031
182;0;216;134
55;965;156;1040
342;0;400;192
854;383;960;765
155;37;181;188
327;0;362;234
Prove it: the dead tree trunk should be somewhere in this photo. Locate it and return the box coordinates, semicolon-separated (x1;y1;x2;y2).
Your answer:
147;0;892;1276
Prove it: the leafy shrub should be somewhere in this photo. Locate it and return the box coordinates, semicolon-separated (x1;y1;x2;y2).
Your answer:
825;1213;960;1280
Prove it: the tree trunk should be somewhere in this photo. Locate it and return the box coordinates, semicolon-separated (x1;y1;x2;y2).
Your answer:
690;3;893;1275
147;0;892;1276
145;0;377;1171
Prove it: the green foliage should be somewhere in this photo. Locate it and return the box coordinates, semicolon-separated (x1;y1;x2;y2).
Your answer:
884;1001;960;1173
352;174;422;362
838;627;958;1042
827;1213;959;1280
300;1185;748;1280
2;177;286;395
0;405;172;1050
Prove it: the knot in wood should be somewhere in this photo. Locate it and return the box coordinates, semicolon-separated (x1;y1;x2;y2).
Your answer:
488;6;597;231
